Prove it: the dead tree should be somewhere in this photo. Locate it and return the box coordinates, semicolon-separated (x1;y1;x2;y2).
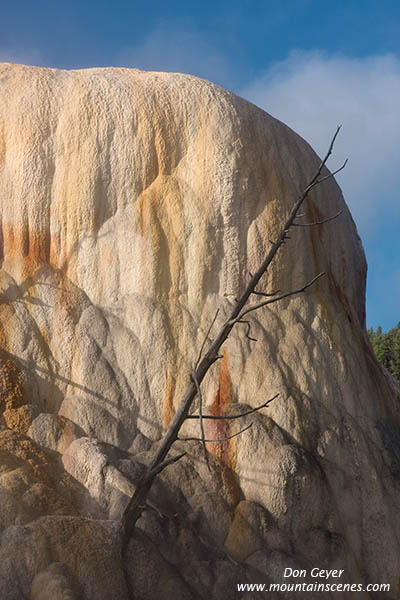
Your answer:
119;126;346;559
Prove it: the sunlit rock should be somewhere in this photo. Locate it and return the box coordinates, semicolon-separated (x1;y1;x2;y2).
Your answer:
0;62;399;599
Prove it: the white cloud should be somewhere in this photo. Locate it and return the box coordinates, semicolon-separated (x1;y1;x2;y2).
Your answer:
241;51;400;240
115;21;234;89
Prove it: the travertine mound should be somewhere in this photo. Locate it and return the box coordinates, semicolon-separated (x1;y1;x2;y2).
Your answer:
0;63;399;599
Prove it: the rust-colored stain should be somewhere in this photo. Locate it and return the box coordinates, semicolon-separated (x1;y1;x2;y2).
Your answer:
49;234;62;269
327;271;353;324
306;194;325;242
137;170;161;238
0;222;86;279
1;223;51;273
163;370;175;430
208;351;242;505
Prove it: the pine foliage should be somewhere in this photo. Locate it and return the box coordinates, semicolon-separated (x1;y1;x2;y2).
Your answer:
368;322;400;383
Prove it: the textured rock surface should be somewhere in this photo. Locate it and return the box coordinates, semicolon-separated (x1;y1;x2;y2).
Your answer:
0;62;399;599
28;412;84;454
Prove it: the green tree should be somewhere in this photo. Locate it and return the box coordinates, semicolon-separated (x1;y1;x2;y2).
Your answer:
368;322;400;384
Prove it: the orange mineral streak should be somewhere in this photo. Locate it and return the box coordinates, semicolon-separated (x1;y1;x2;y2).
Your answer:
1;223;54;277
306;194;325;242
209;351;242;505
209;351;233;453
49;234;63;271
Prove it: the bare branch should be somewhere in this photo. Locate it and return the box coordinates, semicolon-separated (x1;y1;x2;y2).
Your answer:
293;210;343;228
302;159;347;198
186;393;279;420
191;371;210;470
303;125;342;191
148;452;186;478
238;319;258;342
316;158;348;184
195;308;220;369
237;272;325;320
178;423;253;443
251;289;281;297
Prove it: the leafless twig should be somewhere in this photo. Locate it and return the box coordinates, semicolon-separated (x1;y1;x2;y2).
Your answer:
147;452;186;478
251;289;281;297
186;393;279;420
179;423;253;443
191;371;210;470
237;272;325;320
315;159;348;184
238;319;258;342
194;309;220;370
293;210;342;228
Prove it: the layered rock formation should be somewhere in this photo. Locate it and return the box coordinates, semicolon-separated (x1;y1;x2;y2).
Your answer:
0;63;399;599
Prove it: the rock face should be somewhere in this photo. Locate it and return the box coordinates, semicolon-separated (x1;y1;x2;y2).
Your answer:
0;63;399;599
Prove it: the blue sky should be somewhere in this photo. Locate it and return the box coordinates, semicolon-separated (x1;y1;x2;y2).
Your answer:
1;0;399;330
